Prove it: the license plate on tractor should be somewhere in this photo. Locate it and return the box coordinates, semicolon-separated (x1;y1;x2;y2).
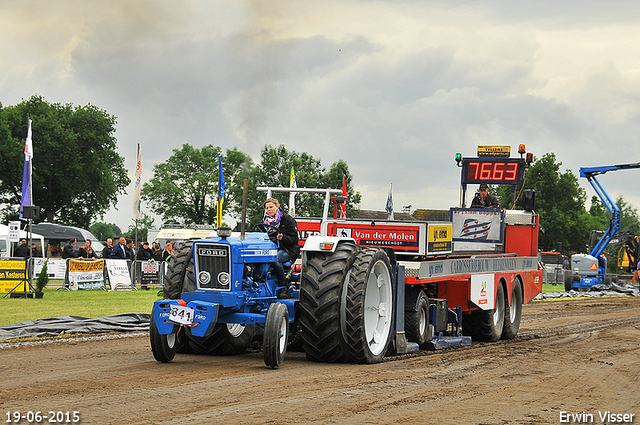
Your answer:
168;305;194;325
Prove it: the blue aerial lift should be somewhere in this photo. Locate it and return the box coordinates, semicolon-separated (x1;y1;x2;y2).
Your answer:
568;162;640;290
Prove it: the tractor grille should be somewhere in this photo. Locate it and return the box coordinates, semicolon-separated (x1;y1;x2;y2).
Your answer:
194;243;231;291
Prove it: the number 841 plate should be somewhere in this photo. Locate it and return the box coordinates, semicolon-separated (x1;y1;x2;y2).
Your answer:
168;305;194;325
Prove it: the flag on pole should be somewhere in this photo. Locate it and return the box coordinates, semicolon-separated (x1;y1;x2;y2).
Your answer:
19;119;33;220
339;175;347;219
385;183;394;220
217;155;226;226
289;167;297;217
132;144;142;220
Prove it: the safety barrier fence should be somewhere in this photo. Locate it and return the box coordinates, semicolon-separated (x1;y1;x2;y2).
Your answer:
0;257;167;293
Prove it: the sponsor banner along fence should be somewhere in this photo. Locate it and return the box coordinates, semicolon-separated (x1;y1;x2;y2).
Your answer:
0;258;166;293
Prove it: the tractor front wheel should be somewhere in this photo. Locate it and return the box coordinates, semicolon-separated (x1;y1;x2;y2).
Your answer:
150;310;177;363
264;302;289;368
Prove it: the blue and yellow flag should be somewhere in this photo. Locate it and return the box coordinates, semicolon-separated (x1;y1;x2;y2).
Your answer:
217;155;225;226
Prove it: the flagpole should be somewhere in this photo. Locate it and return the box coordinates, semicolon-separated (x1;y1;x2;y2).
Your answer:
133;143;142;255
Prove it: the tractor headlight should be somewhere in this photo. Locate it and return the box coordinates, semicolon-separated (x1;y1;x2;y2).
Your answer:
199;271;211;285
218;272;230;286
217;226;232;239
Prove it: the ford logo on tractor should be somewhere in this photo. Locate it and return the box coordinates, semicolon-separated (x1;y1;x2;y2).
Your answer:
198;247;227;257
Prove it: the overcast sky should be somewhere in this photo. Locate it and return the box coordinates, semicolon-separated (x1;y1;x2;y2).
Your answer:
2;0;640;232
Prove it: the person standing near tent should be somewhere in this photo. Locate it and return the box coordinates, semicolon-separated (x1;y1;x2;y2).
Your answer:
162;241;174;262
102;238;113;259
62;238;77;259
111;237;128;259
78;239;97;259
14;239;30;258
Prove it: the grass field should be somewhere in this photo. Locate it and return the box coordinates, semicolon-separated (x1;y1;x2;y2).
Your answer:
0;281;570;328
0;286;160;327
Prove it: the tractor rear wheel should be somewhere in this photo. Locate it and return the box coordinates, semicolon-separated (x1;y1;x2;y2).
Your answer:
463;282;505;342
150;309;177;363
345;248;394;363
163;240;196;299
299;241;359;363
501;279;523;340
264;302;289;368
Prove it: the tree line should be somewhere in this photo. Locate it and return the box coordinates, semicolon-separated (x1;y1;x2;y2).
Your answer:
140;143;361;228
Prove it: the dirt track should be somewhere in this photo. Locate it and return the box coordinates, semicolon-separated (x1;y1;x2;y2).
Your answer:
1;296;640;425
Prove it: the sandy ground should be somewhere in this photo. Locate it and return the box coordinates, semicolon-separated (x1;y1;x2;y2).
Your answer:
1;296;639;425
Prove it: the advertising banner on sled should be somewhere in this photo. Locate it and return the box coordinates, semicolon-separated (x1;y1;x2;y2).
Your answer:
68;259;105;290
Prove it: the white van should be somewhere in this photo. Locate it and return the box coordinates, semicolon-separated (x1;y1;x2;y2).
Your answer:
0;224;46;258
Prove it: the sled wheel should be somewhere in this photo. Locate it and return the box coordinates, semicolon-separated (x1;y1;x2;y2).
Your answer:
405;289;430;346
463;282;506;342
502;278;522;340
150;309;177;363
345;248;394;363
264;302;289;368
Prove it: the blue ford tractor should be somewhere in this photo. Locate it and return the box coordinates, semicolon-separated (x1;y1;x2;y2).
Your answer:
150;187;397;368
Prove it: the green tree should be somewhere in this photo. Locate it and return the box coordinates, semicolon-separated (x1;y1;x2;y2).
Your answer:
617;196;640;236
123;213;156;242
498;153;589;254
0;95;129;228
141;144;251;226
228;145;362;227
90;222;123;242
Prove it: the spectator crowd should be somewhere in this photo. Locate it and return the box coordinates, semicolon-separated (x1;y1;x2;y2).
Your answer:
56;237;176;262
12;235;178;264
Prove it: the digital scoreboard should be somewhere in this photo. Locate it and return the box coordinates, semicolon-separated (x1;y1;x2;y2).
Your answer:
461;158;525;185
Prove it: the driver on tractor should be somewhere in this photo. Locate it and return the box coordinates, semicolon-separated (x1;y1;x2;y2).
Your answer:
263;197;301;298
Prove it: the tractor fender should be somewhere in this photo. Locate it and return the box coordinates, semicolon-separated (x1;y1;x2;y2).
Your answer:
301;236;356;253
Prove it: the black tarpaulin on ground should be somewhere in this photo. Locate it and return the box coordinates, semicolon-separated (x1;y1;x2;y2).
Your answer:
535;282;639;300
0;313;150;342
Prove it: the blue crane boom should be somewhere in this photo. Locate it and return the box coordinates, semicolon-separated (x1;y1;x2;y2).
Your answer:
579;162;640;258
568;162;640;291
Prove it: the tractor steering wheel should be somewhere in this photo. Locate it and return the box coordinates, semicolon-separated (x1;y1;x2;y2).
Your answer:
254;223;280;238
